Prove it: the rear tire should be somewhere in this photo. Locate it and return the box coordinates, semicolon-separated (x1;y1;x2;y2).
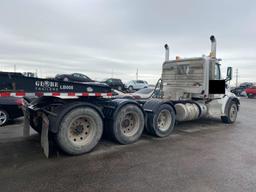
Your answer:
111;104;144;144
247;94;255;98
128;86;133;92
146;104;176;137
117;86;122;91
0;109;9;126
221;101;238;124
56;107;103;155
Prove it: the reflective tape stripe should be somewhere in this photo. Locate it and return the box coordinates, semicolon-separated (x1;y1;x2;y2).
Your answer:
0;92;113;97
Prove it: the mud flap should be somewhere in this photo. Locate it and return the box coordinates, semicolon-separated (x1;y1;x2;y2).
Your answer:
41;113;50;158
41;113;57;158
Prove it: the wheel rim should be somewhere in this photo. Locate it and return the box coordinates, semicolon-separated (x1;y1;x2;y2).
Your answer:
129;86;133;91
120;112;140;137
229;104;237;122
0;110;7;126
67;115;97;146
118;86;122;90
157;109;172;131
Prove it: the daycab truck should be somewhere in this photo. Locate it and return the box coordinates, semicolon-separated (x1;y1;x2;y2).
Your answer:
0;36;240;157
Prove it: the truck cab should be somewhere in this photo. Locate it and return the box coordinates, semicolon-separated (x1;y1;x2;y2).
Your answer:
161;36;239;123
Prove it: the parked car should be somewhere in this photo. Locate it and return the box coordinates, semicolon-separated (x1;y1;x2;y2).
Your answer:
112;90;134;99
55;73;94;82
132;88;160;99
231;82;253;96
245;85;256;98
0;97;24;126
101;78;125;91
125;80;148;91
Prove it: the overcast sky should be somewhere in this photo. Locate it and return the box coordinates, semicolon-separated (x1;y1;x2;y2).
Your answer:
0;0;255;84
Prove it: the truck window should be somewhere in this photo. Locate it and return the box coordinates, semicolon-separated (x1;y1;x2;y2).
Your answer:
215;64;221;80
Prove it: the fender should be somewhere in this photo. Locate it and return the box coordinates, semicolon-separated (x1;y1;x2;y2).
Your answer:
103;98;144;120
143;99;176;114
223;96;240;116
28;96;65;110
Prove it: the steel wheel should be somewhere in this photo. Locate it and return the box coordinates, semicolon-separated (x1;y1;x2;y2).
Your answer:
144;103;176;137
120;112;140;137
110;104;144;144
229;103;237;122
157;109;172;132
221;101;238;124
56;106;103;155
0;110;8;126
68;115;97;146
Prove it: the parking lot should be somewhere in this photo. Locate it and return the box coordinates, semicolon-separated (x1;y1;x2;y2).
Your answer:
0;97;255;192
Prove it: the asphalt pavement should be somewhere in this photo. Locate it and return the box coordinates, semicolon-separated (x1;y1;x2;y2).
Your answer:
0;98;256;192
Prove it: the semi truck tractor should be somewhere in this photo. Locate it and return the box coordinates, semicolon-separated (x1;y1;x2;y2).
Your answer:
0;36;239;157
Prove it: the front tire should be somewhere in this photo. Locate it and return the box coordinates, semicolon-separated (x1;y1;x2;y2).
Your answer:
56;107;103;155
128;86;133;92
111;104;144;144
221;101;238;124
0;109;9;126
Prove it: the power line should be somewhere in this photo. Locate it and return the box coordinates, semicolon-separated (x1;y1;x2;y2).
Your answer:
235;68;238;87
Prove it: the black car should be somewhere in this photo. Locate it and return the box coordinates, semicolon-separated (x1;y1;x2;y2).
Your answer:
0;97;24;126
102;78;125;91
55;73;94;82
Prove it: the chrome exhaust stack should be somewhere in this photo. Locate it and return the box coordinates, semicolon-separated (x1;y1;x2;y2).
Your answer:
210;35;216;58
164;44;169;61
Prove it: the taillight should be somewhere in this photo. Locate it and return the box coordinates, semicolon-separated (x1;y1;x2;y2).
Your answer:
16;98;24;106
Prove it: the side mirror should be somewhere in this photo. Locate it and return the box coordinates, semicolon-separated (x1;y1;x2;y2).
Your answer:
226;67;232;81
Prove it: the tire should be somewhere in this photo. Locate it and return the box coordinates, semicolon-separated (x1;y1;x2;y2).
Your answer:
56;107;103;155
117;86;122;91
146;104;176;137
247;94;255;98
128;86;133;92
0;109;9;126
111;104;144;144
221;101;238;124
